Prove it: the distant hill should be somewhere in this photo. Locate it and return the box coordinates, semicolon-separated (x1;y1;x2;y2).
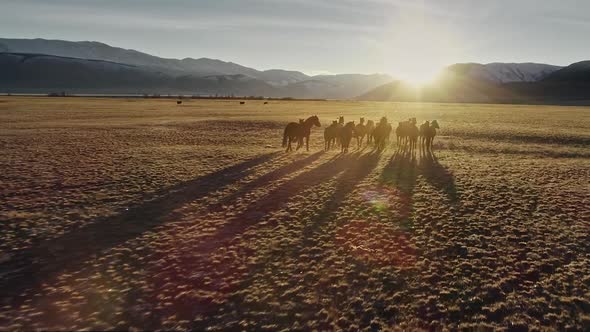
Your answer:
0;53;280;96
0;38;309;87
358;62;590;104
0;38;392;98
358;74;520;103
1;37;588;103
542;61;590;82
281;74;393;99
447;62;562;83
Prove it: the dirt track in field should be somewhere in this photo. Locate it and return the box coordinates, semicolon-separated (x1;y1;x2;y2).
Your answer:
0;97;589;330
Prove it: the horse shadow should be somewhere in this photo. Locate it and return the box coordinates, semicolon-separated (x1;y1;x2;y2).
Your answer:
301;149;383;242
381;148;417;191
0;152;281;298
419;149;459;203
186;151;374;256
215;151;324;208
203;150;383;328
379;149;418;230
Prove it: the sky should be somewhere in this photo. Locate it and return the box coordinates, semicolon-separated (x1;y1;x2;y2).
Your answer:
2;0;589;81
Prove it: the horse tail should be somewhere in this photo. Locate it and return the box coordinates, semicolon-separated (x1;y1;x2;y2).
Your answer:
282;127;288;147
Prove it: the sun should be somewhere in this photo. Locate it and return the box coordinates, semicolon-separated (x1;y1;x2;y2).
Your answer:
379;11;461;86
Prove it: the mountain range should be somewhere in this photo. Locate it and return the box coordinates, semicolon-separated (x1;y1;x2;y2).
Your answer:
358;61;590;104
1;38;589;103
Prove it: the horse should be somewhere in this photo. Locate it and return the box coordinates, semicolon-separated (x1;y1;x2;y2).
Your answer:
386;122;393;142
354;117;367;149
335;116;345;146
407;121;419;152
419;121;430;150
324;120;340;151
372;117;390;150
396;118;418;151
282;115;322;152
340;121;355;153
422;120;439;151
365;120;375;144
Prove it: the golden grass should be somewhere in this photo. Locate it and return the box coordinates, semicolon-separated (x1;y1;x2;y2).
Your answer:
0;96;589;330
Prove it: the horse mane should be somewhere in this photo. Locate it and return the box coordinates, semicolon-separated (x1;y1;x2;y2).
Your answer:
304;115;317;124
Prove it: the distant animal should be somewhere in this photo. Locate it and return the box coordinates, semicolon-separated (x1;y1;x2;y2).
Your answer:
282;115;322;152
421;120;440;150
324;120;339;151
354;117;367;149
240;101;245;105
264;101;268;104
177;100;182;105
365;120;375;144
340;121;355;153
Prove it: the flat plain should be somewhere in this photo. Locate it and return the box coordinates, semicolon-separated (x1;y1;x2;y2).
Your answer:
0;97;589;330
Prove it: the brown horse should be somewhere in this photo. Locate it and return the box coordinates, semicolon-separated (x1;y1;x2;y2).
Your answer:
372;117;390;150
354;117;367;149
324;120;339;151
396;118;418;151
365;120;375;145
282;115;322;152
340;121;355;153
420;120;439;150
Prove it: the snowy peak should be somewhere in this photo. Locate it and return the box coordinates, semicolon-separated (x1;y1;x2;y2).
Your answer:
445;62;562;83
0;38;310;86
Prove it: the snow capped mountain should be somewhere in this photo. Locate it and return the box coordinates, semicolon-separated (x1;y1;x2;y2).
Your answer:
445;62;562;83
4;37;584;102
0;38;311;86
0;37;395;98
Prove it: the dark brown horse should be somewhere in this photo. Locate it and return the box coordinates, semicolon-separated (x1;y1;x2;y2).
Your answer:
324;120;339;151
372;117;390;150
340;121;355;153
420;120;439;151
282;115;321;152
365;120;375;145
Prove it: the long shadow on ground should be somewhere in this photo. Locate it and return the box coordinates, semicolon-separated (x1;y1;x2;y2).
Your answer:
419;149;459;203
379;148;418;230
0;152;282;298
188;150;383;330
187;151;368;256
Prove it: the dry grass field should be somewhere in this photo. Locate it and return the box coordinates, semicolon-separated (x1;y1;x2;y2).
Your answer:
0;96;589;330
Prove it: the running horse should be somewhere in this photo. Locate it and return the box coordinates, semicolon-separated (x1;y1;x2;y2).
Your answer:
282;115;322;152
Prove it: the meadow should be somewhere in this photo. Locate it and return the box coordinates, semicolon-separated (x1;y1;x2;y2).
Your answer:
0;97;589;330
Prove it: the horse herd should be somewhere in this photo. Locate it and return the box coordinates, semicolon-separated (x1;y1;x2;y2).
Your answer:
282;115;440;153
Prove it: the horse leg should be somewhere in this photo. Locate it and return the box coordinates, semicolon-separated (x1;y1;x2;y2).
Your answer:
306;135;310;151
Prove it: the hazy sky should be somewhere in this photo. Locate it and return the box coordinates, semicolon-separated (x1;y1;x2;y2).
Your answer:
2;0;589;80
